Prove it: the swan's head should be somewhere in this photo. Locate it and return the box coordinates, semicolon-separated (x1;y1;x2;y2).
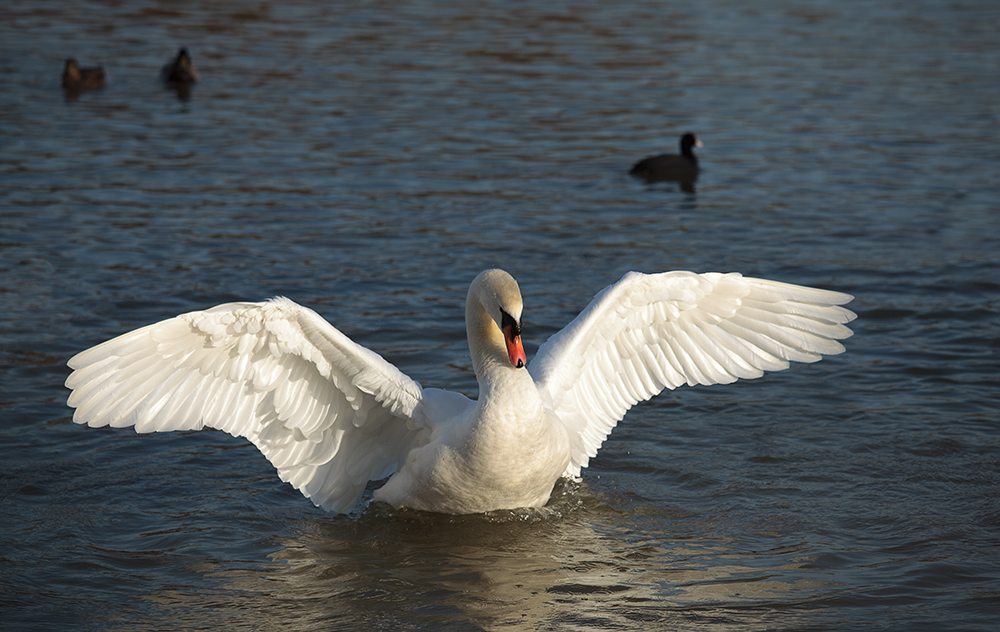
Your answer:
469;269;527;369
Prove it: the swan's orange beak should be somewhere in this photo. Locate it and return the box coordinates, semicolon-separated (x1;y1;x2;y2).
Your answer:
503;324;526;368
500;310;526;369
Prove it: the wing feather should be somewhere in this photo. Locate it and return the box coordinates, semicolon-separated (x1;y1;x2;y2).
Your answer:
529;271;856;477
66;297;429;513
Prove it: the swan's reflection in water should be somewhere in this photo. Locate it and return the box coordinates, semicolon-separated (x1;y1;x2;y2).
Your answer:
140;482;840;630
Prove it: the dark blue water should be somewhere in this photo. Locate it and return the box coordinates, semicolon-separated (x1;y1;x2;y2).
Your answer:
2;0;999;630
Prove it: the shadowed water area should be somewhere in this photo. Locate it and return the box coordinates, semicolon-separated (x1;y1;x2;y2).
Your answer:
1;0;999;630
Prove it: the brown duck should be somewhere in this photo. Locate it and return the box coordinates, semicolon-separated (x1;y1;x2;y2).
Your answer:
160;48;200;84
62;58;106;90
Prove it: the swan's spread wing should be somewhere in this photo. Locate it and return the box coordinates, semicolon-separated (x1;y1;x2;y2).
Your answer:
529;271;856;477
66;297;428;513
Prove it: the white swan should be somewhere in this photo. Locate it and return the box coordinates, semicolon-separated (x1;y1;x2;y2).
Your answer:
66;269;856;515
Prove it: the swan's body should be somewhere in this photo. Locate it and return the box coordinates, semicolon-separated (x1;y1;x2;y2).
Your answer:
66;269;855;515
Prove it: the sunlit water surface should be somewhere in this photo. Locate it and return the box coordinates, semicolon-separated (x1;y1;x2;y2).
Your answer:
2;0;999;630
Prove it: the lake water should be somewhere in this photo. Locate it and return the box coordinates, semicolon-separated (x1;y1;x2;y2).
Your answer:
2;0;999;630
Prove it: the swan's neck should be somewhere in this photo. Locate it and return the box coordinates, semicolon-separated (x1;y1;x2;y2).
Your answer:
464;294;554;457
463;274;538;415
466;298;515;392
